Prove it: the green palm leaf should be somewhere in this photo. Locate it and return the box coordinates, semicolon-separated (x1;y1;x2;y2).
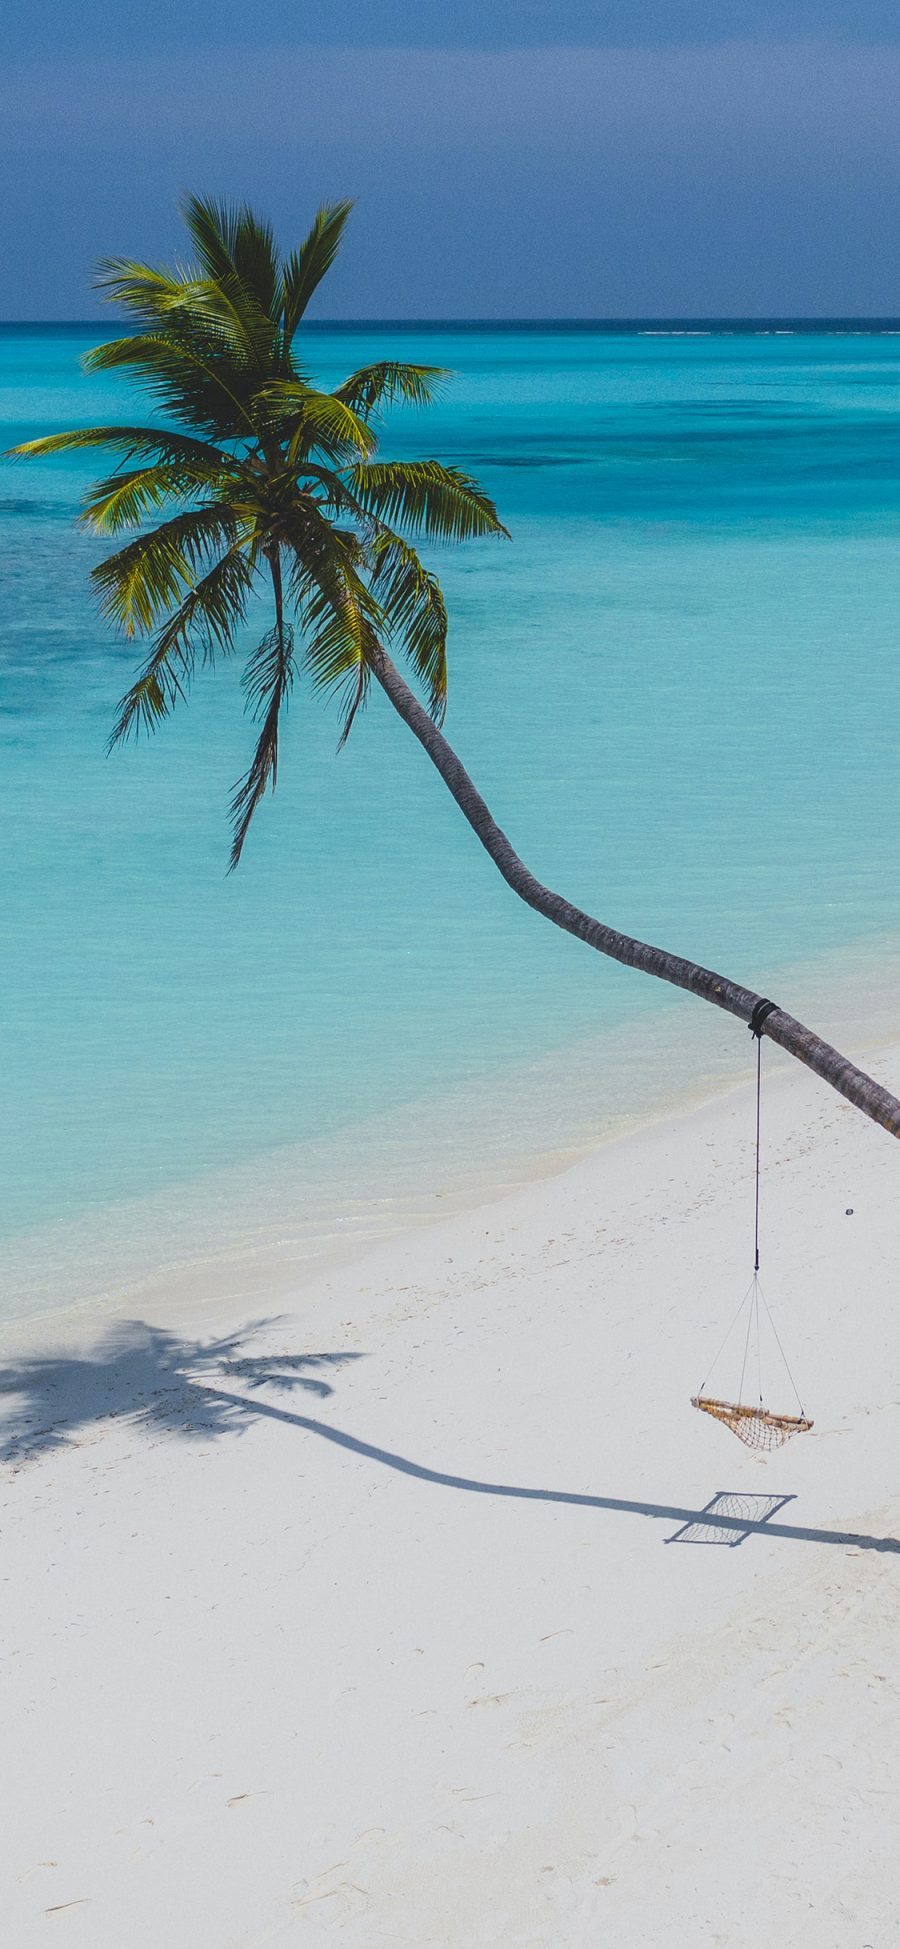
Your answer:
332;363;448;416
110;542;257;744
230;617;297;868
85;464;216;535
262;382;377;462
369;532;448;720
10;424;232;470
348;460;510;542
281;202;354;342
84;331;263;440
91;504;243;635
181;195;281;323
180;274;280;373
90;260;193;324
95;248;279;376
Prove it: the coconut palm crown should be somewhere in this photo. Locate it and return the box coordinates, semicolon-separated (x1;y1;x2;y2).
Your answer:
12;195;507;864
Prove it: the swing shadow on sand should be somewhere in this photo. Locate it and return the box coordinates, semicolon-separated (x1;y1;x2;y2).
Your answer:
1;1318;898;1556
664;1490;797;1547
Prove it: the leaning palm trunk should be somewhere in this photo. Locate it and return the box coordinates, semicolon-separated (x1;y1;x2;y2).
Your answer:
14;195;899;1142
370;643;900;1140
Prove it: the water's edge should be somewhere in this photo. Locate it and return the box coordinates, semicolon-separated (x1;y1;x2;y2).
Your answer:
3;928;896;1343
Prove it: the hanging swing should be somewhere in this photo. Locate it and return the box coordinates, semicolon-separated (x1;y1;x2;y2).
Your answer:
692;999;813;1450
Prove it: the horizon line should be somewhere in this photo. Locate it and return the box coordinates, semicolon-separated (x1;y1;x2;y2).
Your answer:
4;314;900;332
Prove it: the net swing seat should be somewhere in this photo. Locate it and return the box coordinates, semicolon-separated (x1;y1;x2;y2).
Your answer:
691;1393;813;1452
691;1000;813;1451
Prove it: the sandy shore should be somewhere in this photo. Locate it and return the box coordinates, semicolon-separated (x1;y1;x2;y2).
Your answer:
3;1045;900;1945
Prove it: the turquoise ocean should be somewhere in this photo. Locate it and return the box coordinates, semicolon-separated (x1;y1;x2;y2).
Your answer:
2;323;899;1326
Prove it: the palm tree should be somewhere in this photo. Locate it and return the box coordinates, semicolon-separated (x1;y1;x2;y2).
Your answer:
11;196;900;1139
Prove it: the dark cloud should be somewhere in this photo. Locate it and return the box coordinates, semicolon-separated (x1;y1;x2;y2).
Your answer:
4;35;900;316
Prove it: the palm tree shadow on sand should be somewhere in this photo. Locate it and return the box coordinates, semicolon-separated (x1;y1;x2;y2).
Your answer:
1;1318;898;1556
0;1320;362;1460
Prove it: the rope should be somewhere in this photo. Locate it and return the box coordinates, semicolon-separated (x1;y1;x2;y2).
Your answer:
748;998;777;1275
696;997;807;1416
698;1276;754;1397
757;1277;807;1419
755;1278;763;1406
738;1278;755;1406
754;1033;762;1273
746;999;807;1412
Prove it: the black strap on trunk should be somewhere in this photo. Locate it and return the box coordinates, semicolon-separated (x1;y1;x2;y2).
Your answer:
748;997;778;1039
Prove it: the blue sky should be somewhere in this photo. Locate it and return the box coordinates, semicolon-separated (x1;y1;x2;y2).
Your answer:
4;2;900;317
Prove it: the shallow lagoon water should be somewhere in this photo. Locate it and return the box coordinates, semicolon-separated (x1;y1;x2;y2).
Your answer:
1;325;899;1321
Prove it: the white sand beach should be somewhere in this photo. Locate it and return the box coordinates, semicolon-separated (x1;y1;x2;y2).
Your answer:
3;1047;900;1946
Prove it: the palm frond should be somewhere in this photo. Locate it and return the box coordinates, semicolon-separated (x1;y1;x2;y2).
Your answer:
84;333;257;440
299;578;382;748
281;496;370;599
231;212;280;321
91;503;242;635
261;382;376;463
332;362;448;417
178;195;242;281
110;542;256;744
180;274;280;372
281;202;354;341
92;258;195;325
348;460;509;542
97;242;280;375
83;462;225;535
281;503;381;744
230;619;297;868
299;575;365;687
369;531;448;720
7;424;231;469
295;461;374;523
335;658;371;748
181;195;281;322
180;197;278;316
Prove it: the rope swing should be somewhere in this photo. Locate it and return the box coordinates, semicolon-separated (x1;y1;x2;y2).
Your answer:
692;1000;813;1450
